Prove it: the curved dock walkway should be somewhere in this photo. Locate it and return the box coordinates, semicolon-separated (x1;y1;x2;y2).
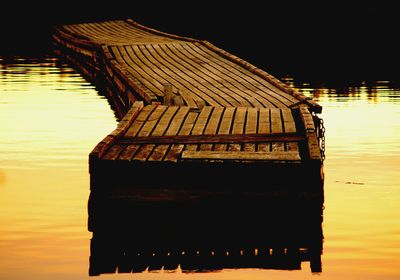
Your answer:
53;19;324;195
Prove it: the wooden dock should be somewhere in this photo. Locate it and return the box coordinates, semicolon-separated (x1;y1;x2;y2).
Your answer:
53;19;324;196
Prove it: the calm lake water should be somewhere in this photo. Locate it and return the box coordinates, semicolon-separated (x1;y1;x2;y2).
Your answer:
1;56;400;280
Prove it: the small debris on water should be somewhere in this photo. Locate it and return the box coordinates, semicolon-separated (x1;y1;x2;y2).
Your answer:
335;180;365;185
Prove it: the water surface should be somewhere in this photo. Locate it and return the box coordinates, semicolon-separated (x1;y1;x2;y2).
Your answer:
0;57;400;279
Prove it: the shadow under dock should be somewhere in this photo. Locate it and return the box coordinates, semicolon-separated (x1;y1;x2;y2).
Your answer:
88;186;324;276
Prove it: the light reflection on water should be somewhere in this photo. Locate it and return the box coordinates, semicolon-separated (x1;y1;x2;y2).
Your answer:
0;57;118;280
0;57;117;170
0;58;400;279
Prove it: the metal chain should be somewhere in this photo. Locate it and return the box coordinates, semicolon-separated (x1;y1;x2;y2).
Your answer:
319;118;326;161
313;115;326;162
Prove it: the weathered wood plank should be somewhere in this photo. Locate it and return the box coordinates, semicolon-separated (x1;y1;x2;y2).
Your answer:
299;106;316;133
138;44;221;106
151;106;180;136
130;105;168;161
132;144;156;162
270;108;285;152
120;132;304;144
299;106;321;160
164;111;198;162
174;44;262;101
148;106;190;161
270;109;283;134
121;45;165;96
228;107;247;151
147;106;180;161
190;43;297;107
257;108;271;152
124;104;157;137
147;44;235;107
181;151;301;161
243;107;258;152
137;105;168;137
102;144;126;160
108;46;161;103
180;43;276;108
164;107;191;136
200;107;224;151
281;109;296;133
281;108;299;152
214;107;235;151
185;106;213;151
118;144;141;161
160;43;252;107
198;41;313;109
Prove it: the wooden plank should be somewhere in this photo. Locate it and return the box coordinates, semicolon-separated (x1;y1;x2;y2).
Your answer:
243;107;258;152
270;109;285;152
132;144;155;162
181;151;301;161
299;106;316;133
148;107;190;161
281;109;296;133
118;144;141;161
147;106;180;161
214;107;235;151
174;44;261;102
103;21;151;42
132;105;168;162
124;105;157;137
102;144;126;160
151;106;180;136
198;41;304;106
257;108;270;152
120;45;165;96
164;111;198;162
299;107;321;160
108;46;164;104
228;107;247;151
137;105;168;137
130;44;181;95
153;42;240;106
178;89;199;109
147;144;166;161
164;107;191;136
145;44;233;107
179;43;276;108
120;132;304;145
139;44;221;106
185;106;213;151
200;107;224;151
85;22;121;43
307;133;322;160
189;43;297;107
281;108;299;152
160;43;251;107
270;109;283;134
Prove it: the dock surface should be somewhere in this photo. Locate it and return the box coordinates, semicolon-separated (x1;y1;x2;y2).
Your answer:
53;19;324;194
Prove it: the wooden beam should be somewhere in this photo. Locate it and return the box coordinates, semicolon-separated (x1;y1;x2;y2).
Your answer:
181;151;301;161
119;132;304;145
299;106;322;161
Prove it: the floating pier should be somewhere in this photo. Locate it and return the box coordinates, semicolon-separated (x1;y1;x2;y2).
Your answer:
53;19;324;197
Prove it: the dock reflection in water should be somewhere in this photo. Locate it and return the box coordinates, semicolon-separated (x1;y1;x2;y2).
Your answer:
88;188;324;276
